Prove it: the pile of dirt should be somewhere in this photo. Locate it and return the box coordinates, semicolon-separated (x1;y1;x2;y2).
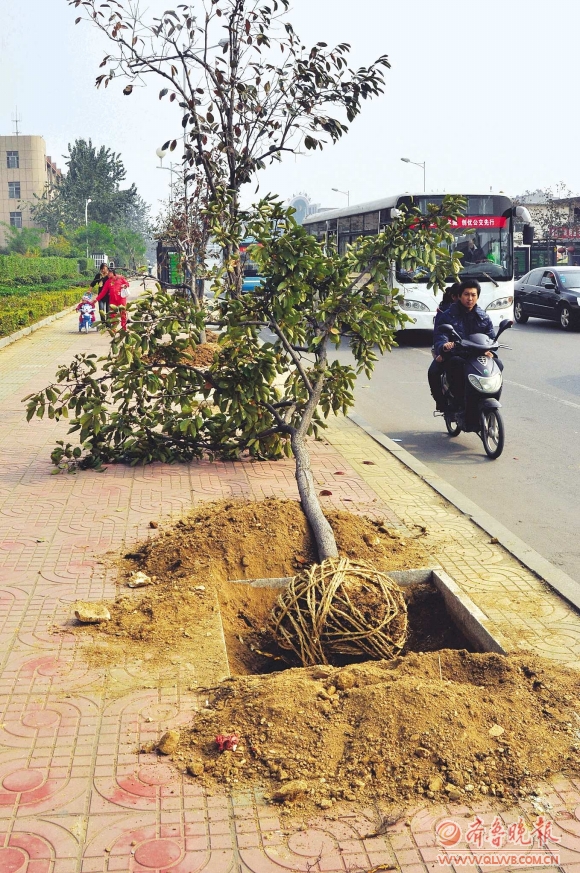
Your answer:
142;329;221;369
168;651;580;809
68;499;580;812
80;499;431;672
186;341;220;368
121;498;428;597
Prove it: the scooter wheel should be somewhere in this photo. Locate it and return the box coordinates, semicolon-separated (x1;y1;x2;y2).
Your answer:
480;408;504;459
444;413;462;437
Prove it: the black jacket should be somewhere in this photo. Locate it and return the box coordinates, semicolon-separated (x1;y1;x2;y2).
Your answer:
90;272;109;299
433;300;494;356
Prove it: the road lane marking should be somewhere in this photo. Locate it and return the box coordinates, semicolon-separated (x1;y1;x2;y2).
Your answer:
504;380;580;411
410;349;580;410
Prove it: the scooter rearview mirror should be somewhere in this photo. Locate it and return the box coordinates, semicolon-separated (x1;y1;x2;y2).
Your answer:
495;319;513;339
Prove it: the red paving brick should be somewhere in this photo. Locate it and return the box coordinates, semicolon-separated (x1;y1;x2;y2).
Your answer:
1;309;579;871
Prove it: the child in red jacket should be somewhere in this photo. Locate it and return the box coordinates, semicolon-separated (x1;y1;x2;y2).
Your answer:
97;269;130;329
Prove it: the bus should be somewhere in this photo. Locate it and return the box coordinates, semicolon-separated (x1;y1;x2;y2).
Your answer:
240;237;263;292
303;193;533;330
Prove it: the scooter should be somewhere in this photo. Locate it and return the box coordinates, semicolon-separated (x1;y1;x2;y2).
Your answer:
79;312;93;333
438;318;513;459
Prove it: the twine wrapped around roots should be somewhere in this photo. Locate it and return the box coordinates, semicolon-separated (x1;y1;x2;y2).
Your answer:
270;557;408;666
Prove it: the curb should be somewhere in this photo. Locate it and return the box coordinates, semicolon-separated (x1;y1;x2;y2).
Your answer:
348;412;580;613
0;306;75;351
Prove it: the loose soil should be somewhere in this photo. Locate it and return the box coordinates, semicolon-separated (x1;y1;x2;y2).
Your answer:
170;651;580;811
65;498;580;812
143;329;221;369
74;498;432;675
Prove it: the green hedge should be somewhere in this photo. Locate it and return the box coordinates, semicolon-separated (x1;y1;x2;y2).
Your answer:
0;288;81;338
0;255;79;286
77;258;93;275
0;278;87;298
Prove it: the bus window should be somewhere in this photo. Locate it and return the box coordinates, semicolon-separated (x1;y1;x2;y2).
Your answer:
364;211;379;232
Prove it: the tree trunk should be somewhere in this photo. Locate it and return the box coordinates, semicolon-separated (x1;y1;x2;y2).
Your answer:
291;430;339;563
191;273;207;344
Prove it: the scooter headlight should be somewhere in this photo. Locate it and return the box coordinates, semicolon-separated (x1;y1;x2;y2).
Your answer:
468;372;503;393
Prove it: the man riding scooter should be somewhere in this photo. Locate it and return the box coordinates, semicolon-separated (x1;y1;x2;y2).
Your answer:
432;278;502;411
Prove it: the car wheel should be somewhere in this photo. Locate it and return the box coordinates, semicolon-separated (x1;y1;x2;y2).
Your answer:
514;301;528;324
559;304;574;331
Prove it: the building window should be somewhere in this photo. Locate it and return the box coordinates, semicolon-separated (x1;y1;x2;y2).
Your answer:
10;212;23;228
8;182;21;199
6;151;19;169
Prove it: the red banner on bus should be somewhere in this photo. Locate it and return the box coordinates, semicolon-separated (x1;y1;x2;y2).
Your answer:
449;216;507;229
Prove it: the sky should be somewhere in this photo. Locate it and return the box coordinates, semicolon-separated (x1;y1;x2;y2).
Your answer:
2;0;580;219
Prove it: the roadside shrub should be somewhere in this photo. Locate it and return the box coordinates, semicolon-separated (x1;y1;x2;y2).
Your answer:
0;279;87;298
77;258;93;275
0;255;79;286
0;288;81;337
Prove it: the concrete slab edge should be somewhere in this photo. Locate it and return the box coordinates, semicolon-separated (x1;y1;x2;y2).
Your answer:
0;306;75;351
347;412;580;613
432;569;507;654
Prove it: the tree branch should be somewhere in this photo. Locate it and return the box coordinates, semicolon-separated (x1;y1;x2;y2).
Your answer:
268;319;313;393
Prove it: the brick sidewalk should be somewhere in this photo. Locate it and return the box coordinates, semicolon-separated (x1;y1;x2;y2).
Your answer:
1;308;580;872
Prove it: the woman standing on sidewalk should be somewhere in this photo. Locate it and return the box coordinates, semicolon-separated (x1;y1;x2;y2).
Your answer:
89;262;111;325
97;268;130;330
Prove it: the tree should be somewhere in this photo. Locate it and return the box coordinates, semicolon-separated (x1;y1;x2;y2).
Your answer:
516;183;573;241
31;139;139;230
24;196;463;561
1;225;43;256
154;170;213;319
113;226;147;269
69;0;390;293
122;195;152;237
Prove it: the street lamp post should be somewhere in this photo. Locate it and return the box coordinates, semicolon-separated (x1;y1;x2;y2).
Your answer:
85;198;92;260
400;157;426;193
332;187;350;207
156;148;179;203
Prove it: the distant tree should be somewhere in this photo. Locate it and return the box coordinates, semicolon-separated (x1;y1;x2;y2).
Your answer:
69;0;390;294
31;139;139;230
155;172;212;293
72;221;116;257
121;195;153;237
1;225;43;256
517;183;573;240
113;227;147;270
43;234;74;258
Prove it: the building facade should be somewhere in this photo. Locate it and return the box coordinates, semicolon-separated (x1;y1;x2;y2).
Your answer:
515;190;580;268
0;135;61;248
286;193;324;225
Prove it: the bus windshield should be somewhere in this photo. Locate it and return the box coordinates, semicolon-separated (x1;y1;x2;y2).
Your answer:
398;221;512;283
396;195;513;284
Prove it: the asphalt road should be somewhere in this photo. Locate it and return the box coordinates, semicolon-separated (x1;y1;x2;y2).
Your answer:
332;319;580;584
